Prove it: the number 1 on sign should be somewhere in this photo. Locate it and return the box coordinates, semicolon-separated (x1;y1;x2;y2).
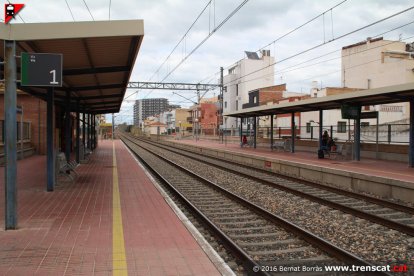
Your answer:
50;69;59;85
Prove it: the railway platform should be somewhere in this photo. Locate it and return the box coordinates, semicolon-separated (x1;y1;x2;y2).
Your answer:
168;138;414;204
0;140;221;275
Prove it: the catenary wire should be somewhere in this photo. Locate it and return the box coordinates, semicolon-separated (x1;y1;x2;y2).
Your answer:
198;0;349;84
65;0;76;21
224;5;414;87
82;0;95;21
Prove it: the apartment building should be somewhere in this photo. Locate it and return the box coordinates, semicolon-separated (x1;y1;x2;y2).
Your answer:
222;50;275;129
133;98;179;127
301;38;414;142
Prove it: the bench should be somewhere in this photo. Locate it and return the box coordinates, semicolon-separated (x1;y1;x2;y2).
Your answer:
272;139;291;152
57;152;79;182
240;140;254;148
324;143;348;160
79;144;92;163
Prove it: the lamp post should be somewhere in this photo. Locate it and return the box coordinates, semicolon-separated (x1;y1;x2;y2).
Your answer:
178;120;182;139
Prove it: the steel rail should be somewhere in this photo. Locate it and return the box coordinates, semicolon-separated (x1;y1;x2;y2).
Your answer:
155;136;414;215
131;135;414;236
121;136;266;275
120;134;388;275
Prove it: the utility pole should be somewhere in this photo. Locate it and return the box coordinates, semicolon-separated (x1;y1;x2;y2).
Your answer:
220;66;224;143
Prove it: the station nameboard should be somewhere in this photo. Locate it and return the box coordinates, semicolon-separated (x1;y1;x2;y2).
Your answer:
21;52;63;87
360;111;378;119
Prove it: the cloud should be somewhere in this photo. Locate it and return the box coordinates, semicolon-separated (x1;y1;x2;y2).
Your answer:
11;0;414;124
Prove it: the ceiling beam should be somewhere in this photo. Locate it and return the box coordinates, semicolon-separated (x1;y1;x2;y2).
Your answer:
63;66;129;76
83;101;121;106
76;94;123;101
54;83;124;92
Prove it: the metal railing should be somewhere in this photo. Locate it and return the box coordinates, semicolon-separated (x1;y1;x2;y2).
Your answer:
183;123;410;145
253;124;410;144
154;123;410;145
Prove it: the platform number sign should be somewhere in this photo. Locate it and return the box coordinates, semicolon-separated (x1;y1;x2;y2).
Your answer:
21;52;62;87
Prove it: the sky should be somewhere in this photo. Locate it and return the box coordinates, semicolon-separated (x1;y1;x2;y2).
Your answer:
8;0;414;124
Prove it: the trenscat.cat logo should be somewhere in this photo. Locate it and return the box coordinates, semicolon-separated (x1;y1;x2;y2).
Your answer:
4;3;25;24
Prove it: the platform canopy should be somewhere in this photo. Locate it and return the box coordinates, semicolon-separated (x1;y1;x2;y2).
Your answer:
225;82;414;118
0;20;144;114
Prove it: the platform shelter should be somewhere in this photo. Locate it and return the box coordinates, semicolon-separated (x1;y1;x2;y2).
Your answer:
1;20;144;229
225;82;414;166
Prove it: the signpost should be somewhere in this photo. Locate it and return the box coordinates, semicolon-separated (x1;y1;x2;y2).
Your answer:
21;52;63;87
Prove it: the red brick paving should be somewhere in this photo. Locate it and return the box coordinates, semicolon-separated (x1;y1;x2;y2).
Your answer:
115;140;219;276
0;140;219;275
173;138;414;184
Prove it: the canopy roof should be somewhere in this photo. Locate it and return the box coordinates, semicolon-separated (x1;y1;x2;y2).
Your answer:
0;20;144;114
225;82;414;118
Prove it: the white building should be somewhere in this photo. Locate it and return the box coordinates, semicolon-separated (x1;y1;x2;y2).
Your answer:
159;110;175;134
341;38;414;90
222;50;275;129
301;38;414;142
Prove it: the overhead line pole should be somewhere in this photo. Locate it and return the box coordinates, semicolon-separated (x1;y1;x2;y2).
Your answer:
220;66;224;143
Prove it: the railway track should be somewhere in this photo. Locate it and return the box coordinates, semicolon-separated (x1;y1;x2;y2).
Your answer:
129;134;414;236
120;134;390;275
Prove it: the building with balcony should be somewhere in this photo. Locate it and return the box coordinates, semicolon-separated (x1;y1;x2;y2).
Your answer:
222;50;275;129
300;38;414;142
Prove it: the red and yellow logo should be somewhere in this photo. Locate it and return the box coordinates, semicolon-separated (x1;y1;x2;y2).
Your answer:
4;3;24;24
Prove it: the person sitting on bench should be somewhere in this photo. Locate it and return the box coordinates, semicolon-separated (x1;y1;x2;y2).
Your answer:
322;131;329;150
241;135;248;147
322;131;336;151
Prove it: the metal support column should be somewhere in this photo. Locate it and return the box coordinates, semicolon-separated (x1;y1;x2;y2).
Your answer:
4;40;17;229
75;101;80;163
82;109;86;150
239;118;243;146
354;106;361;161
65;91;71;162
319;110;323;150
46;88;55;192
253;117;257;149
270;115;274;150
91;114;94;149
92;115;96;149
409;100;414;167
88;114;92;149
291;112;295;153
91;115;95;149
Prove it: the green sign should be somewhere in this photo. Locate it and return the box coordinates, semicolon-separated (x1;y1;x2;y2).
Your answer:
341;104;360;119
21;52;62;87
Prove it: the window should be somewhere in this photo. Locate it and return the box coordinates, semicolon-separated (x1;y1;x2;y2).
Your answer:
236;84;239;96
361;122;370;128
337;121;347;133
236;100;238;111
306;122;311;133
224;101;227;108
